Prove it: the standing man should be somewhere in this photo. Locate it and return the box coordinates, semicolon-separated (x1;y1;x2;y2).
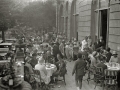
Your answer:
65;42;70;60
53;43;60;62
59;40;65;58
30;53;38;68
72;53;87;90
98;36;105;48
81;37;88;52
105;47;112;62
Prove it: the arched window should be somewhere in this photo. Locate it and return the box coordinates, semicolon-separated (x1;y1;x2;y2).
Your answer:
65;1;68;38
59;4;64;33
70;0;79;40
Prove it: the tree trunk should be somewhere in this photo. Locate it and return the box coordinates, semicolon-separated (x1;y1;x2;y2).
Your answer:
2;30;5;42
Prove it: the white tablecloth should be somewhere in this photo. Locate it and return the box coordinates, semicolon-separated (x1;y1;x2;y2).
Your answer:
105;62;120;70
45;64;57;77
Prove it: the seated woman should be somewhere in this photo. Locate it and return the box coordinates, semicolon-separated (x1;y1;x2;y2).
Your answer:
52;54;67;81
24;57;34;83
46;50;55;64
109;51;119;63
35;57;50;84
25;57;34;74
96;55;107;73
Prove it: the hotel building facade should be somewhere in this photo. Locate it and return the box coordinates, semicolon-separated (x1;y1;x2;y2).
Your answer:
56;0;120;54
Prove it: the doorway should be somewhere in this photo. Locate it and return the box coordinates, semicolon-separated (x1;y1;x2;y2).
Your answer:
66;17;68;37
100;9;108;45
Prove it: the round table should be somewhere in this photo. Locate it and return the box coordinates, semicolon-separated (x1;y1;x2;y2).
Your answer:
105;62;120;70
45;64;57;77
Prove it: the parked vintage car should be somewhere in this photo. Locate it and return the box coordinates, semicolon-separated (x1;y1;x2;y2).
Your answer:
0;43;13;50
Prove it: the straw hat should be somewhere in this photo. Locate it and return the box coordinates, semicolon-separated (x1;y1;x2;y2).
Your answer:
112;51;118;55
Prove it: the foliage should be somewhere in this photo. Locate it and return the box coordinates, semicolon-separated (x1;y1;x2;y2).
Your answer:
0;0;56;40
20;0;56;32
0;0;15;31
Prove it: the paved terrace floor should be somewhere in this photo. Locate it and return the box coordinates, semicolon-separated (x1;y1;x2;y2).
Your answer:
52;60;103;90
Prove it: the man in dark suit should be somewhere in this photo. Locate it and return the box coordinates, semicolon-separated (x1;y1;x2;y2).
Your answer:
98;36;105;48
94;40;100;50
105;47;112;62
72;53;87;90
53;43;61;62
30;53;38;68
94;36;105;50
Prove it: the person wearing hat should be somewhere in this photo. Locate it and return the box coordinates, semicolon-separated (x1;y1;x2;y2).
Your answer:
59;40;65;58
89;51;97;67
98;36;105;48
81;37;88;52
72;53;87;90
87;51;98;80
30;53;38;68
96;55;107;72
25;57;34;74
65;42;70;60
35;57;50;84
53;42;61;62
109;51;119;63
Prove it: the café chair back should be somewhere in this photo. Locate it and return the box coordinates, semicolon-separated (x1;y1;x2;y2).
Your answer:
86;66;95;84
104;69;118;90
16;52;25;58
24;66;36;90
33;69;42;84
24;66;30;82
33;69;50;90
94;67;104;89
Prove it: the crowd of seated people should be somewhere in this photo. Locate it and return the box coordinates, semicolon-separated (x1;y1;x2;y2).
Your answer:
23;34;120;90
79;36;120;89
23;37;68;89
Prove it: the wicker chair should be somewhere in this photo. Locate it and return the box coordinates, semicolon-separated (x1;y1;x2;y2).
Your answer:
33;69;42;85
33;69;50;90
104;69;118;90
86;65;95;84
94;67;105;89
55;61;67;85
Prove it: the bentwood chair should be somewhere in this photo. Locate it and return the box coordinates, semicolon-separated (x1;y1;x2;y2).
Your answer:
94;67;105;89
33;69;50;90
24;66;30;82
33;69;42;83
86;65;95;84
24;66;36;90
104;69;118;90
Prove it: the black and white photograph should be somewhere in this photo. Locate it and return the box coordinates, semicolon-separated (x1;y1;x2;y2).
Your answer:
0;0;120;90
